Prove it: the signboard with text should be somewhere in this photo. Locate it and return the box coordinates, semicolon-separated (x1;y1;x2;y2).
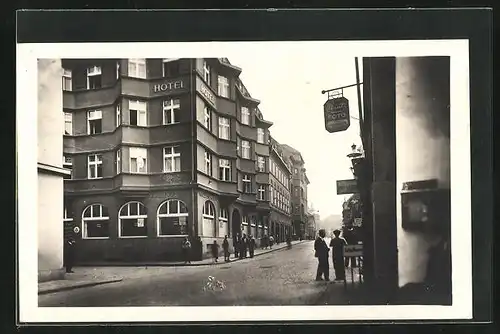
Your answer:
336;179;359;195
344;244;363;257
152;80;184;94
324;96;350;133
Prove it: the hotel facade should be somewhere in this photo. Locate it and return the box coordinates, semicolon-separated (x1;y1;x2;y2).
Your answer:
61;58;298;263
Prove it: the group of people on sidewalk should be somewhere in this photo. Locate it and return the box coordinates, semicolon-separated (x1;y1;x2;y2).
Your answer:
314;228;359;282
181;233;292;264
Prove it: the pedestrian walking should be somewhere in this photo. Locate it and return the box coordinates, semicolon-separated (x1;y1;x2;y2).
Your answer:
211;240;220;263
181;237;192;264
330;229;347;281
269;235;274;249
241;234;248;258
222;235;230;262
64;238;76;273
248;235;256;258
314;229;330;281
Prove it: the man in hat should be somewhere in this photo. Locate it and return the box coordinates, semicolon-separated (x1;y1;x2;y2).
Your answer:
314;229;330;281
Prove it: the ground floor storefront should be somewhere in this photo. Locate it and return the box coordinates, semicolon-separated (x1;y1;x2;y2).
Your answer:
63;188;288;263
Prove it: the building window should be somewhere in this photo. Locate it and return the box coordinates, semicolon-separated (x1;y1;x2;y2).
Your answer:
128;58;146;79
63;206;73;222
257;128;265;143
218;75;230;98
129;100;147;126
202;200;216;237
241;140;251;159
163;99;181;125
82;204;109;239
86;66;102;90
62;69;72;91
257;156;266;172
203;61;211;85
64;112;72;135
88;154;103;179
116;103;121;127
130;147;147;173
63;155;72;179
157;199;188;236
258;185;266;200
219;158;231;181
204;106;212;131
204;150;212;176
218;117;230;140
116;149;121;174
163;59;180;77
116;61;120;79
87;110;102;135
163;146;181;172
241;107;250;125
219;207;229;237
119;201;148;238
242;174;252;193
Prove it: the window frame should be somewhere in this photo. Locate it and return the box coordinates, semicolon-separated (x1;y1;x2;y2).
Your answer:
241;106;250;125
116;149;121;174
62;68;72;91
128;58;147;79
218;116;230;140
162;59;181;77
118;201;148;238
116;102;121;127
163;146;181;173
87;154;103;179
157;199;189;237
241;140;251;159
81;204;110;239
87;110;103;135
163;98;181;125
257;156;266;172
129;147;148;174
204;105;212;131
257;128;265;143
86;66;102;90
242;174;252;193
203;61;211;84
64;112;73;135
258;184;266;201
218;158;231;181
217;75;230;98
129;100;148;127
204;150;212;176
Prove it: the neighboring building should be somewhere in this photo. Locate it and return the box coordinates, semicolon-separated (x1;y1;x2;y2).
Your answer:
305;206;318;240
38;59;71;281
61;57;288;263
361;57;451;303
268;136;293;243
280;144;309;239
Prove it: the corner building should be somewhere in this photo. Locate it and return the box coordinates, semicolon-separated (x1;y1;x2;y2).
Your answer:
62;58;278;263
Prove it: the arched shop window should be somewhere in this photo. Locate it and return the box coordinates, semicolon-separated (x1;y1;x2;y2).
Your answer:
202;200;216;237
157;200;188;236
82;204;110;239
119;201;148;238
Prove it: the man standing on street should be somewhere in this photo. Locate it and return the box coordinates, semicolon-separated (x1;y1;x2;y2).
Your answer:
330;229;347;281
222;235;230;262
248;235;256;258
64;238;76;273
314;229;330;281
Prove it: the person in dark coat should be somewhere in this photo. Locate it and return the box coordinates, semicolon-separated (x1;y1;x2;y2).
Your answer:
248;235;256;258
64;238;76;273
181;237;192;264
314;229;330;281
222;235;230;262
330;229;347;281
234;234;240;259
241;234;248;258
211;240;220;263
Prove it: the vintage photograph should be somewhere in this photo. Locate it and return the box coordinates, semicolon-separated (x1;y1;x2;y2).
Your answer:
18;40;472;322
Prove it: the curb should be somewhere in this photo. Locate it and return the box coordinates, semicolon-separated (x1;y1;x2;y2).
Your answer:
38;278;123;295
76;241;308;268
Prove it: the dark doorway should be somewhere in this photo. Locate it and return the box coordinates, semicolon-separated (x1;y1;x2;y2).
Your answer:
231;209;241;239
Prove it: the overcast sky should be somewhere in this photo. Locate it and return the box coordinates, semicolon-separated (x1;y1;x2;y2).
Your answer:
228;53;363;218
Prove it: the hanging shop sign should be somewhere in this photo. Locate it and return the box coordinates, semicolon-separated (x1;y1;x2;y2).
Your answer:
324;96;350;133
353;218;362;227
336;179;359;195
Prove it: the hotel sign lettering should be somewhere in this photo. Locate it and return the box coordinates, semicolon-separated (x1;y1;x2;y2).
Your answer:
200;83;217;106
152;80;184;93
336;179;359;195
324;97;350;133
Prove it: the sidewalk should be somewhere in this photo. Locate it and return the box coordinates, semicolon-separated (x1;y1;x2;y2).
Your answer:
39;240;307;295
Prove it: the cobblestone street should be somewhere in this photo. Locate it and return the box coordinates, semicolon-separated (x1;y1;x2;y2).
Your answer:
39;240;360;307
